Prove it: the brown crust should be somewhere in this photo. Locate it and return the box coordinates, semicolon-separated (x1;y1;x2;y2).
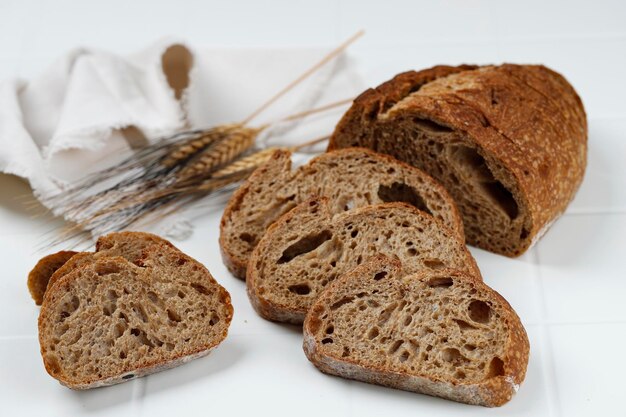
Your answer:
220;147;465;280
328;64;587;256
302;255;529;407
38;243;233;389
246;198;481;324
27;251;78;305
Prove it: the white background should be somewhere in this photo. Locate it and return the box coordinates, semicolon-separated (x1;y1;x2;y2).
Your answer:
1;1;626;416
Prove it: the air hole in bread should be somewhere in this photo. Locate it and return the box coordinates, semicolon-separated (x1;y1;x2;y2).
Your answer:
482;181;519;220
113;322;126;338
468;300;491;323
239;233;256;244
209;314;220;326
191;283;211;295
407;248;418;256
488;357;505;377
423;259;445;270
377;182;432;215
167;309;182;322
427;277;453;288
95;262;122;276
122;374;135;380
412;118;453;133
520;228;529;240
464;343;477;351
288;283;311;295
351;229;359;238
321;337;333;344
368;327;379;339
325;325;334;335
389;340;404;354
331;296;355;311
442;348;467;365
449;145;519;220
399;350;410;363
373;271;387;281
454;319;477;331
278;230;332;264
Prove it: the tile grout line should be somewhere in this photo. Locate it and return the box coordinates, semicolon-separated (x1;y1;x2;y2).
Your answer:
132;377;147;417
531;248;562;417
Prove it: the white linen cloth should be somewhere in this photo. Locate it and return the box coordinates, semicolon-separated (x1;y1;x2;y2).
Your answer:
0;39;364;240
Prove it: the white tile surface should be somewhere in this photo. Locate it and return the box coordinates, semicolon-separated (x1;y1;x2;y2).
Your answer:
550;323;626;417
535;213;626;324
1;0;625;416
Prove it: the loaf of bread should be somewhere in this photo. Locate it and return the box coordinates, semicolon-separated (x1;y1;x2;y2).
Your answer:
37;232;233;389
220;147;463;279
303;255;529;407
329;64;587;256
247;199;480;324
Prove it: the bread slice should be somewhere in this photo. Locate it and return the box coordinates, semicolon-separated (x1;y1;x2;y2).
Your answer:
38;234;233;389
329;64;587;257
303;255;529;407
28;251;77;305
247;199;480;324
220;147;463;279
38;231;176;303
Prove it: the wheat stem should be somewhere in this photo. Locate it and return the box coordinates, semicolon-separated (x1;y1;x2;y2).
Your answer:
242;30;364;125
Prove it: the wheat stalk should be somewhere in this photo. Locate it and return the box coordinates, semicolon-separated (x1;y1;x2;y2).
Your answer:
38;31;363;249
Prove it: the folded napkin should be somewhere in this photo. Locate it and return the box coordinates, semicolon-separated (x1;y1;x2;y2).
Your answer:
0;39;363;240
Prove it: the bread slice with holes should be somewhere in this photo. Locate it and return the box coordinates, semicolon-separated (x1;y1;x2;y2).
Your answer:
220;147;463;279
247;199;480;324
328;64;587;257
38;234;233;389
28;251;78;305
31;231;176;304
303;254;529;407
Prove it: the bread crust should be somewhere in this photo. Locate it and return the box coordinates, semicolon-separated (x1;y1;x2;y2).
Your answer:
38;234;233;389
247;198;481;324
220;147;465;279
303;255;529;407
329;64;587;256
27;251;78;305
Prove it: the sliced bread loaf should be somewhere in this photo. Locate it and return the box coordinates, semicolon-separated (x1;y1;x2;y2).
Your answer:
28;251;77;305
328;64;587;257
303;255;529;407
38;234;233;389
247;199;480;324
220;147;463;279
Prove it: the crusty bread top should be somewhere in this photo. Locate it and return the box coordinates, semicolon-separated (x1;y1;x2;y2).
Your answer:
303;255;529;407
43;231;176;301
220;147;464;279
328;64;587;256
247;199;480;324
38;239;233;389
28;251;78;305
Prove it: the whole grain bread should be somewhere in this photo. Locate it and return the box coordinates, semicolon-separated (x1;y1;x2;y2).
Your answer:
247;199;480;324
38;232;233;389
220;147;463;279
303;255;529;407
28;251;77;305
328;64;587;257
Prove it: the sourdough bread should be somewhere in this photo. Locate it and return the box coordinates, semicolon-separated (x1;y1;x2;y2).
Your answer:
247;199;480;324
220;147;463;279
329;64;587;257
303;255;529;407
38;233;233;389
